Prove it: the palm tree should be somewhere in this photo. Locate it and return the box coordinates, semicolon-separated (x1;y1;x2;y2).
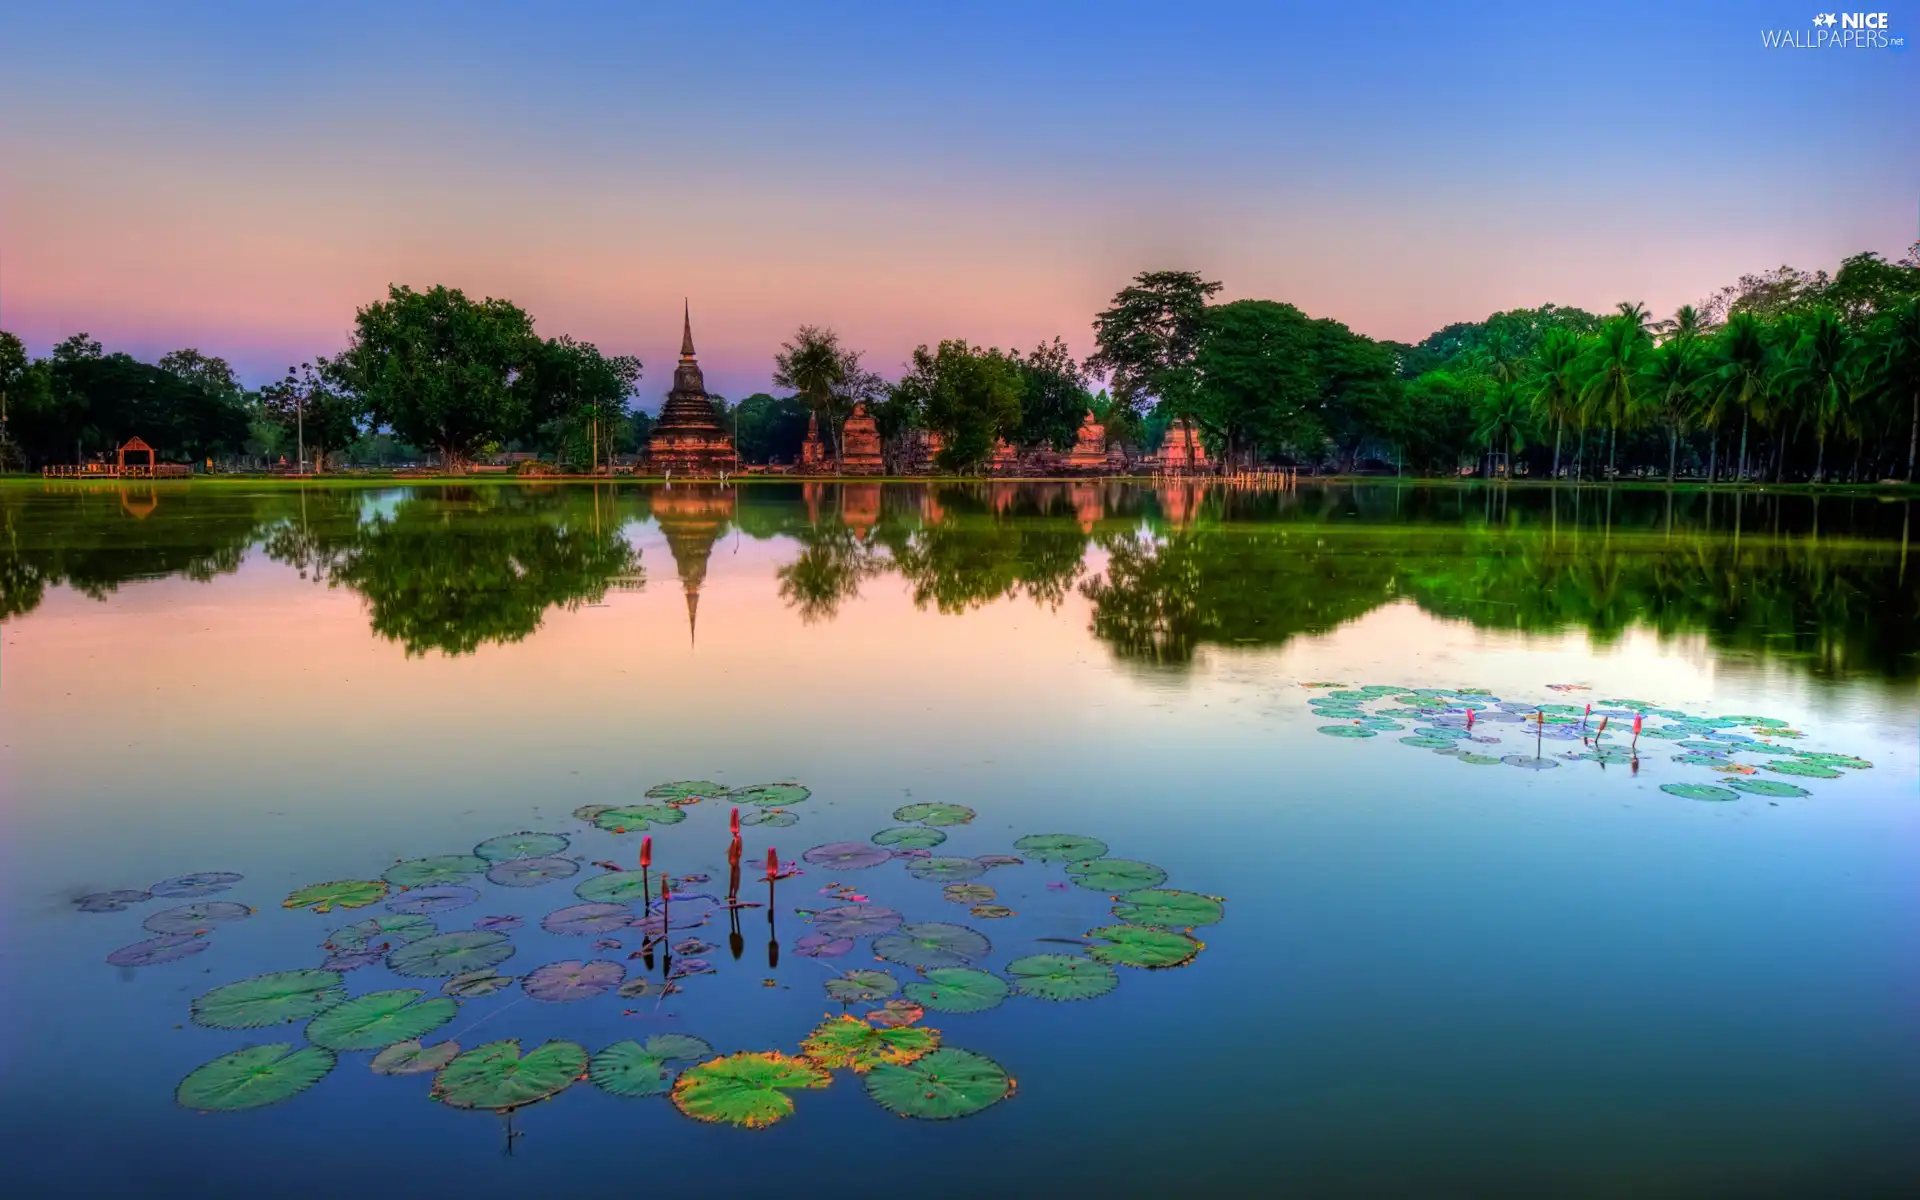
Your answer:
1579;315;1649;479
1473;382;1529;478
1526;328;1583;480
1637;337;1710;481
773;326;849;463
1712;313;1772;481
1656;303;1713;342
1873;296;1920;482
1779;310;1854;482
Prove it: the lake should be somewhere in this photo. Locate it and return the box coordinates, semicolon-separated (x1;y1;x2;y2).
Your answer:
3;479;1916;1197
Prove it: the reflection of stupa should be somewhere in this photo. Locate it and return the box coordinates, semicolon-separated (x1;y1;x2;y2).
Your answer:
651;485;736;644
647;304;736;475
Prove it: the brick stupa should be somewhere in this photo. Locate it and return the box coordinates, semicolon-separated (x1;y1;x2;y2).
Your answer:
1157;416;1210;472
647;304;735;475
838;403;884;474
800;413;825;467
1066;410;1108;471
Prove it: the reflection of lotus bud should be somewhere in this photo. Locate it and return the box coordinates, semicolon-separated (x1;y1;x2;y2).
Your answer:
727;835;742;867
729;807;741;836
640;836;652;869
729;931;744;960
768;938;779;969
1596;716;1609;737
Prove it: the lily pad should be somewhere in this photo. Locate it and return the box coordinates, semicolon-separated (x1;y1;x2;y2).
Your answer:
371;1040;461;1076
474;832;569;862
177;1044;335;1111
1007;954;1118;1001
1399;736;1456;749
284;880;388;914
645;780;726;802
1013;834;1109;863
1110;889;1224;929
444;970;516;998
971;904;1015;919
487;856;579;888
1673;752;1734;767
802;842;892;871
385;885;480;915
574;872;652;904
388;931;515;979
594;805;688;833
1318;725;1377;738
740;809;799;828
382;856;489;888
150;872;243;898
902;968;1009;1014
143;901;253;936
801;1015;939;1073
589;1035;715;1098
824;969;898;1003
107;934;209;967
1501;755;1561;770
874;922;990;969
1085;924;1202;969
727;783;811;807
1064;859;1168;893
471;915;524;932
432;1039;588;1111
572;804;614;823
192;969;347;1029
796;932;855;958
1457;753;1502;765
1729;778;1811;798
1794;752;1872;769
906;857;986;884
541;904;634;937
76;889;150;913
867;999;926;1028
1660;783;1740;802
893;802;976;827
670;1051;829;1129
323;950;386;971
863;1047;1011;1120
523;959;624;1002
1766;760;1844;779
942;883;996;904
325;914;436;952
872;827;947;850
976;855;1024;868
812;904;904;939
306;989;458;1051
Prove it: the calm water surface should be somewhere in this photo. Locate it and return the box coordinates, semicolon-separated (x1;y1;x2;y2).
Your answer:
2;481;1916;1197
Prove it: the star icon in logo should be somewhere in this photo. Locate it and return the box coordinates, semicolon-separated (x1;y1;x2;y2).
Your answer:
1812;12;1837;26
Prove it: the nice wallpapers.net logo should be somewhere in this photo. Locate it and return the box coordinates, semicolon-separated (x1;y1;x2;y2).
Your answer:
1762;11;1905;48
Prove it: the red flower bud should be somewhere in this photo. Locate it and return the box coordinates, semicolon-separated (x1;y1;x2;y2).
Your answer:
639;836;652;869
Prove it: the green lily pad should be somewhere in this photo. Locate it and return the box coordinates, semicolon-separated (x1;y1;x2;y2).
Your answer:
863;1047;1011;1120
1729;778;1811;798
906;857;986;883
1794;752;1871;769
1766;760;1844;779
1064;859;1169;893
942;883;996;904
306;989;457;1051
1673;753;1733;767
443;970;516;998
903;967;1010;1014
872;826;947;849
283;880;388;914
1373;707;1427;719
432;1039;588;1111
740;809;799;828
575;871;652;904
1324;690;1370;702
370;1040;461;1076
1013;834;1109;863
728;783;811;807
1660;783;1740;801
474;832;569;861
388;931;515;979
382;856;489;888
593;805;688;833
325;914;436;952
589;1035;714;1098
874;922;990;969
1110;889;1224;929
801;1015;939;1072
893;802;976;826
1007;954;1118;1001
1399;736;1456;749
645;780;726;802
177;1044;335;1111
1457;753;1502;765
1318;725;1377;738
670;1051;829;1129
1718;714;1788;726
1084;924;1202;969
192;969;347;1030
824;969;899;1003
572;804;614;823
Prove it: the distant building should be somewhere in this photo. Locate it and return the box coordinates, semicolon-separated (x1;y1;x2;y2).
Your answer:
647;304;736;474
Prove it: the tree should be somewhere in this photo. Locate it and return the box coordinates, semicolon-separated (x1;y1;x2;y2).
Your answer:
1637;337;1711;481
772;326;849;460
1527;328;1584;480
260;358;365;472
1712;313;1773;481
1191;300;1323;467
1579;316;1650;478
893;340;1024;472
1777;310;1855;482
1016;338;1091;452
1871;297;1920;482
334;285;544;467
157;349;242;404
531;336;641;471
1088;270;1221;427
731;392;811;464
1472;382;1529;477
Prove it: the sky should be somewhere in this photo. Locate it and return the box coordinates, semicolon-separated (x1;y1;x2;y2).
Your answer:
1;0;1915;400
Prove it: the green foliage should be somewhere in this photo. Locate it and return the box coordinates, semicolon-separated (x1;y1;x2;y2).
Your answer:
1012;833;1109;863
305;989;457;1051
177;1044;335;1111
259;357;364;471
800;1015;939;1072
902;967;1010;1014
1084;924;1203;969
1088;270;1222;424
1016;337;1093;451
192;970;347;1029
863;1048;1011;1120
669;1051;829;1128
432;1039;588;1110
387;931;515;978
1006;953;1118;1001
283;880;388;914
895;340;1025;471
589;1035;713;1097
1110;889;1224;928
1064;859;1168;892
731;392;811;464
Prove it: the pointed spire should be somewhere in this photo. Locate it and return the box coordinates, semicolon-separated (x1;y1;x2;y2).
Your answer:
686;587;699;647
680;300;696;359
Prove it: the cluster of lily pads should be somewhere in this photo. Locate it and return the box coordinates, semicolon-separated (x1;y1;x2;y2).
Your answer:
1301;683;1873;800
81;873;251;967
82;779;1225;1130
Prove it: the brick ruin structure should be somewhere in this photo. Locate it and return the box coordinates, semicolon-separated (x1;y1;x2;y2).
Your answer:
839;403;884;474
647;304;736;475
1155;416;1210;473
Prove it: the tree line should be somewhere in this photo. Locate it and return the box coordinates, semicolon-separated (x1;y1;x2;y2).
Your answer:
3;248;1917;481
